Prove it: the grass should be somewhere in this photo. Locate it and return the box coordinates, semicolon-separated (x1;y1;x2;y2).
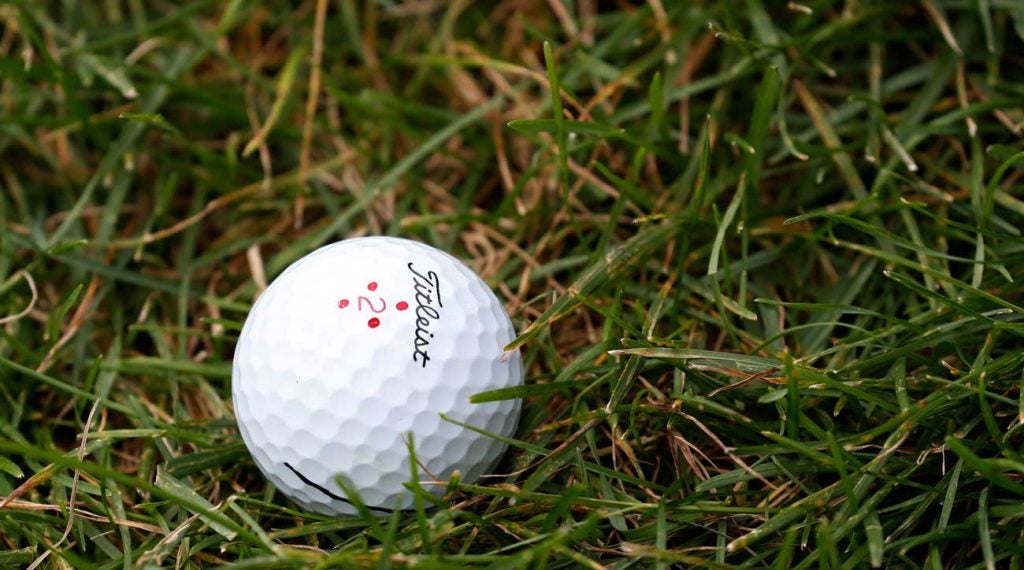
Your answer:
2;0;1024;567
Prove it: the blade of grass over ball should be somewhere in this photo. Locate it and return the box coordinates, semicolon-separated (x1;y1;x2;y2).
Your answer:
404;434;432;555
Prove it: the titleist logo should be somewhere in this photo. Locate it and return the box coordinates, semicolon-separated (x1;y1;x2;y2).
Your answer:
408;262;442;367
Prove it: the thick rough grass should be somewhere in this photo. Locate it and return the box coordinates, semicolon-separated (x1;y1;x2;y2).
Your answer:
2;1;1024;567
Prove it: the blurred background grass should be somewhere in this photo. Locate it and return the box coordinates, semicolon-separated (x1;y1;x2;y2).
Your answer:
2;1;1024;567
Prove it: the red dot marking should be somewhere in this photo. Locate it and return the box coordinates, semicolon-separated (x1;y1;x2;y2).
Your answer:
396;301;409;311
368;317;380;328
367;282;378;291
338;299;349;309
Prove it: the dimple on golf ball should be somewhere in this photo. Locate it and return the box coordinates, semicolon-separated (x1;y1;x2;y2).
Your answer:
232;237;523;515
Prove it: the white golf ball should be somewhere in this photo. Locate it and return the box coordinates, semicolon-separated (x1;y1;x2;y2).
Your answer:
232;237;523;515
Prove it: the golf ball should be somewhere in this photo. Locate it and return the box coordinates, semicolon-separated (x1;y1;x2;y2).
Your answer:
232;237;523;515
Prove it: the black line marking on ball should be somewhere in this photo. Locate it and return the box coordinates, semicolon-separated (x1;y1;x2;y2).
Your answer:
283;462;396;514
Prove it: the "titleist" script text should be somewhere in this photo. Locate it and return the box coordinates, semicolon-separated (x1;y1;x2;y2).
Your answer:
408;262;443;367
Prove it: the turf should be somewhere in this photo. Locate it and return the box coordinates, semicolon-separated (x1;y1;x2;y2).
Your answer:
2;1;1024;568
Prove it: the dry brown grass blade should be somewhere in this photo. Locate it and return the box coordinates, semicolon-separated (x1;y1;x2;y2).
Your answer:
792;79;867;198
